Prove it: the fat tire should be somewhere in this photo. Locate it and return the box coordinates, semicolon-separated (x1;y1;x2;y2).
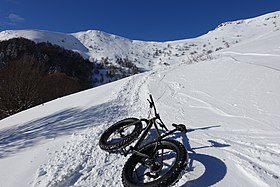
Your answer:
122;139;188;187
99;118;142;152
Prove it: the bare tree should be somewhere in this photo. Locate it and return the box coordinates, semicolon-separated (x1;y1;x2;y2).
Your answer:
0;56;44;118
38;72;80;102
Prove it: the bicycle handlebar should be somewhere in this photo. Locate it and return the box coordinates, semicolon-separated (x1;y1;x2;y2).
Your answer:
149;94;154;104
148;94;169;131
148;94;158;115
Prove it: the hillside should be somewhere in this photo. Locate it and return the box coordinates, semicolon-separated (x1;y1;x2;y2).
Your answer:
0;11;280;187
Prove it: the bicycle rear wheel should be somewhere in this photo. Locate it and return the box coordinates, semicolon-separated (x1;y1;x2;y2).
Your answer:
99;118;143;153
122;139;188;187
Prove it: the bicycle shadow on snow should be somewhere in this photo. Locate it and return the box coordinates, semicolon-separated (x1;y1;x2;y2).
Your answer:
171;125;230;187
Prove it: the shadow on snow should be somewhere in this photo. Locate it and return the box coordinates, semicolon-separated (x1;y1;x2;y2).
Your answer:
0;100;127;158
173;125;229;187
139;124;228;186
184;152;227;187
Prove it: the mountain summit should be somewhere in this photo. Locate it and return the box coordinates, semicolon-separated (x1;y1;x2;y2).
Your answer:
1;11;280;70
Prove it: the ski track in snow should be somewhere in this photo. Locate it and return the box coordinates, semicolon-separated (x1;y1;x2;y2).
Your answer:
224;52;280;72
226;143;280;187
204;130;280;186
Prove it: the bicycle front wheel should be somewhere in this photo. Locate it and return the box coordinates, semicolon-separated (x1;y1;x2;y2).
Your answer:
122;139;188;187
99;118;143;153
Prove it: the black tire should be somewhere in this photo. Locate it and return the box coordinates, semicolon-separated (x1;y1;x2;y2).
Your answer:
99;118;143;153
122;139;188;187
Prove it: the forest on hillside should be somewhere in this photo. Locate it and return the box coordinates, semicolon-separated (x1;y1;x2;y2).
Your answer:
0;38;94;119
0;38;140;119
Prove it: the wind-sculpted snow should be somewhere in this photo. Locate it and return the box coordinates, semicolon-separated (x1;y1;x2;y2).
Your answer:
1;11;280;187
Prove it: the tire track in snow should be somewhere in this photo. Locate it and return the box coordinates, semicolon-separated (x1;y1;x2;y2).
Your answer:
224;53;280;72
204;132;280;187
226;149;280;187
175;91;273;128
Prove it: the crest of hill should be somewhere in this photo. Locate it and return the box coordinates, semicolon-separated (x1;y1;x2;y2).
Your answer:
0;11;279;70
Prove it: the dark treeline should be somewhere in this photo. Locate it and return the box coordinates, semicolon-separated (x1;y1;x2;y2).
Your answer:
0;37;140;120
0;38;93;119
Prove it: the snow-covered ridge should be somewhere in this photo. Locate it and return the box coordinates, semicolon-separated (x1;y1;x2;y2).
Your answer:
1;11;280;70
215;11;280;30
0;30;89;54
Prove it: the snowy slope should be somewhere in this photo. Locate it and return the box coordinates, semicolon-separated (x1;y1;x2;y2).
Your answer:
0;11;280;187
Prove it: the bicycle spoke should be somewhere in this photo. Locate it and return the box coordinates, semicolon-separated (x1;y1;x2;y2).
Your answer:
131;146;179;184
134;163;149;182
107;124;137;144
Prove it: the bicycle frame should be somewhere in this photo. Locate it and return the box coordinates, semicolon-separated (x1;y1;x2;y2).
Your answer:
99;94;188;186
124;95;185;158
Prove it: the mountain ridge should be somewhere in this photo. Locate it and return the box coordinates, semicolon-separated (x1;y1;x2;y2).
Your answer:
1;11;280;71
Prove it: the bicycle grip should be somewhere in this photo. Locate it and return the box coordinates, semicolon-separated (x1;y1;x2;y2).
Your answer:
172;124;187;133
149;94;154;104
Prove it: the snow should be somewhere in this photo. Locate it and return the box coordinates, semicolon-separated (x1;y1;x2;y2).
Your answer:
1;11;280;187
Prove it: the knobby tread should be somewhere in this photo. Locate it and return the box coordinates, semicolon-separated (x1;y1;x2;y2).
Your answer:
122;139;188;187
99;118;143;153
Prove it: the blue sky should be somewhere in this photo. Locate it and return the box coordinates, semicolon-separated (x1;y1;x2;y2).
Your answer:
0;0;280;41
